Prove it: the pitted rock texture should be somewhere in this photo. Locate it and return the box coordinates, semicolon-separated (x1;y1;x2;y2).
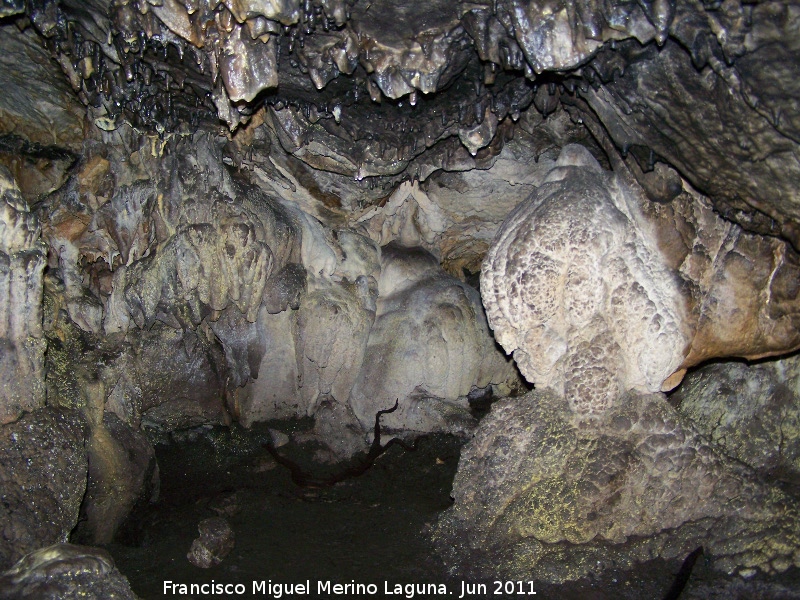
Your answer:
0;544;136;600
481;145;800;414
673;354;800;485
0;408;88;571
0;168;46;424
434;389;800;582
481;145;687;414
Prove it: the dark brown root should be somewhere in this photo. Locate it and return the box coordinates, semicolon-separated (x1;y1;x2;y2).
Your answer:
263;399;425;488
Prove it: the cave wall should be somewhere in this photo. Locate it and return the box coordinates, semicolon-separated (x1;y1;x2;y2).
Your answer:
0;0;800;586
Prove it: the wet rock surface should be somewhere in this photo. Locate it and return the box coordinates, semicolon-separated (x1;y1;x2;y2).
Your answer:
0;544;136;600
0;0;793;252
434;389;800;582
0;27;84;151
74;412;159;546
187;517;235;569
0;408;88;571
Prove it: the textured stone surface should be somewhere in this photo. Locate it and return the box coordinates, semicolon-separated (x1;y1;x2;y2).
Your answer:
187;517;235;569
481;145;800;414
673;354;800;484
349;242;520;433
74;412;158;545
434;390;800;582
0;408;88;570
0;168;46;424
0;544;136;600
579;28;800;249
0;26;84;150
1;0;796;264
481;145;687;413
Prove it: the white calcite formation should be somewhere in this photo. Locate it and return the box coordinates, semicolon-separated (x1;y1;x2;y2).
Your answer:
38;133;520;459
481;144;800;415
481;145;687;414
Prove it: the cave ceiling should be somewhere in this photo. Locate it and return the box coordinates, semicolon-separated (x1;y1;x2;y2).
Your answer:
1;0;799;250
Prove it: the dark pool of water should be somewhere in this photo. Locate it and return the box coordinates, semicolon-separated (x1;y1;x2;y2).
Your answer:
107;424;800;600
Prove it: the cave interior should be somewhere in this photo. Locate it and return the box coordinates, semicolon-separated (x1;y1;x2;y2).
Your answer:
1;0;800;597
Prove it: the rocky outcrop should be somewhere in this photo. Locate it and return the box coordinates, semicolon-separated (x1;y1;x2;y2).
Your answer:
673;354;800;484
74;412;159;545
36;132;520;463
242;234;522;459
481;145;800;415
2;0;795;264
435;390;800;582
0;168;46;425
0;544;136;600
576;16;800;249
0;408;88;570
103;324;229;430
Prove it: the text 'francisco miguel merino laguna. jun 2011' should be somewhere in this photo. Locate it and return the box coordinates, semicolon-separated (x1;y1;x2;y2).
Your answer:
163;579;539;598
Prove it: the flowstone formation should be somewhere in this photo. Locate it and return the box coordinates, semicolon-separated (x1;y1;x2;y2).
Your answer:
481;144;800;414
0;168;47;424
435;144;800;580
38;130;521;463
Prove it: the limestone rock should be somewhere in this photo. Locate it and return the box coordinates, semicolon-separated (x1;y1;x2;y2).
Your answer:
187;517;235;569
105;325;228;431
673;354;800;484
0;167;46;424
0;27;84;151
350;0;468;99
481;145;800;414
349;242;521;433
237;308;301;425
478;0;669;74
293;282;375;416
579;34;800;250
0;408;88;570
481;145;687;414
434;390;800;582
0;544;136;600
73;413;159;545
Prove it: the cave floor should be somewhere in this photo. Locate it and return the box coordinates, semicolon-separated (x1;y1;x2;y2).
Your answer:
107;424;800;600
